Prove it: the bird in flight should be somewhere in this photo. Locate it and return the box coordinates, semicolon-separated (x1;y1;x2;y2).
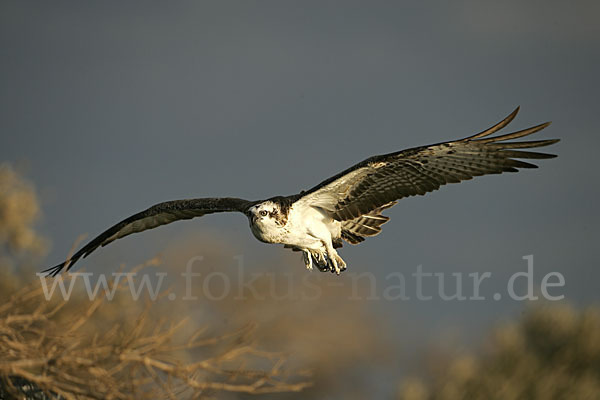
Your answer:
43;107;558;276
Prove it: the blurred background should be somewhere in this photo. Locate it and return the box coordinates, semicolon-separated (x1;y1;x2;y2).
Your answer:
1;1;599;398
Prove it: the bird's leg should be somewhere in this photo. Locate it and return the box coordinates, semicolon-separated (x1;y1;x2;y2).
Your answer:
323;241;346;275
311;250;329;272
332;253;346;273
302;250;313;271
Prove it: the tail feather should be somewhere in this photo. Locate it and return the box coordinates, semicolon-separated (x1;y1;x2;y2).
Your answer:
340;201;395;244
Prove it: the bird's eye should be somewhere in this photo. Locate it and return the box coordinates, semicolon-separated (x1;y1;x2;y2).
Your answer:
259;210;268;217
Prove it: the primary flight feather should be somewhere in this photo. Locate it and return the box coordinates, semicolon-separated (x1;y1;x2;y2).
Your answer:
43;107;559;276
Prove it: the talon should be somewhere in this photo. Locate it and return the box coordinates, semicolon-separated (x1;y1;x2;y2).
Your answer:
311;252;327;272
302;251;313;271
335;255;346;273
328;255;341;275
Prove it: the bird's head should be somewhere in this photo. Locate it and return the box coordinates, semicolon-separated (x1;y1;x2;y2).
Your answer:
249;201;286;229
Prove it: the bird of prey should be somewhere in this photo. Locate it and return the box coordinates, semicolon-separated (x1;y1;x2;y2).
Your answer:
43;107;558;276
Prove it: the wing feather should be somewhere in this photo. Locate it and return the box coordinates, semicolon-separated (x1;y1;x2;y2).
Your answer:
294;108;559;225
42;197;253;276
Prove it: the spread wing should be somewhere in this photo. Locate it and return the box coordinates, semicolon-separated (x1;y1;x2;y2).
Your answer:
294;107;559;225
43;197;254;276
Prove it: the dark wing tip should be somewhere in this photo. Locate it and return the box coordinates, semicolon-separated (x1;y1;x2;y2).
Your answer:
499;149;559;160
505;106;521;121
491;138;560;150
40;261;69;277
509;105;521;121
478;121;553;143
41;248;88;277
463;106;521;141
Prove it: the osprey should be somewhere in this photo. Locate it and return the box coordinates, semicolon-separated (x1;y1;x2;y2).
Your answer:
43;108;558;276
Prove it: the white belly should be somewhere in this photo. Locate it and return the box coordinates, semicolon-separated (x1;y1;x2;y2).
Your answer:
282;205;341;250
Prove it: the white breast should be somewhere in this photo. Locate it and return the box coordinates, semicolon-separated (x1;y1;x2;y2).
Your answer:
282;204;341;250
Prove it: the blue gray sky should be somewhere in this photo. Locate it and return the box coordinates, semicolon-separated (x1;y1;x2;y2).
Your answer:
1;0;599;387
